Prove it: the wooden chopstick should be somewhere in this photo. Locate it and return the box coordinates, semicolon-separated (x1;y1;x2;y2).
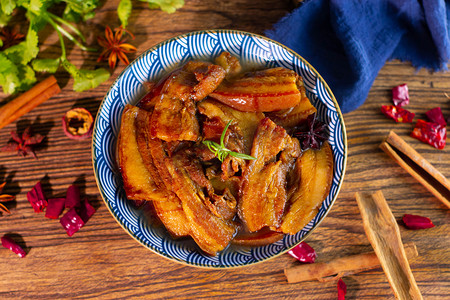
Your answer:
380;131;450;209
356;191;423;300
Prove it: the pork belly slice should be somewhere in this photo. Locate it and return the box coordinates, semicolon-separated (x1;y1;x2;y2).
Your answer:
150;61;226;142
135;108;190;238
165;153;237;255
238;118;300;232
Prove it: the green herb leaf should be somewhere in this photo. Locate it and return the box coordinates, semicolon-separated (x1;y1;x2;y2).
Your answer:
202;120;256;162
73;68;110;92
118;0;132;28
1;0;16;15
140;0;184;13
32;58;60;73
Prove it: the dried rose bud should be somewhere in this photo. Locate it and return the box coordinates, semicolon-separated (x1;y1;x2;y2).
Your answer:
288;241;317;263
1;236;26;258
392;83;409;107
337;278;347;300
411;119;446;149
425;107;447;127
62;108;94;140
403;214;435;230
381;105;415;123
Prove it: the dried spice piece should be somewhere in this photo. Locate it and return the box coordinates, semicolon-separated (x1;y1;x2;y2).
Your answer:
45;198;65;219
0;182;15;214
411;119;446;149
337;278;347;300
97;26;137;70
78;198;96;223
381;105;415;123
62;108;94;140
1;127;44;158
1;236;26;258
65;184;81;208
293;113;328;150
60;208;85;237
425;107;447;127
392;83;409;107
402;214;435;230
288;241;317;263
0;26;25;50
26;182;47;212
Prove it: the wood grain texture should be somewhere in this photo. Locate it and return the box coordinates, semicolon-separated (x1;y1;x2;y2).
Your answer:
0;1;449;299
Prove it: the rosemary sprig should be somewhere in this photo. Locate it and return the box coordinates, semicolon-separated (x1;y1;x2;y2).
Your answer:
202;120;256;162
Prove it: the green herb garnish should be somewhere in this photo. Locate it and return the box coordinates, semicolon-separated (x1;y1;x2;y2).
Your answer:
202;120;256;162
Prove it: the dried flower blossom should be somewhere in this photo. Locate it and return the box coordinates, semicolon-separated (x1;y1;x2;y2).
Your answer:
381;105;415;123
337;278;347;300
97;26;137;70
403;214;435;230
0;181;15;214
293;113;328;150
1;127;44;158
288;241;317;263
0;26;25;50
1;236;26;258
411;119;446;149
26;181;47;212
425;107;447;127
392;83;409;107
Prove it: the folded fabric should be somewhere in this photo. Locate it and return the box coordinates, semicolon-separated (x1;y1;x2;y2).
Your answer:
265;0;450;113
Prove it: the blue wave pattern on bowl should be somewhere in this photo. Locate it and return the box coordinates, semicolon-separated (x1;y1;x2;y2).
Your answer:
93;30;346;268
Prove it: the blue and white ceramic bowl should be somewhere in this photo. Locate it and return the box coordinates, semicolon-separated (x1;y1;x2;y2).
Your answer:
92;30;347;268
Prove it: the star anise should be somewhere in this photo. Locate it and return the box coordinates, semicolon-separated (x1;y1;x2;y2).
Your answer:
0;26;25;50
0;182;15;214
293;113;328;150
97;26;137;70
1;127;44;158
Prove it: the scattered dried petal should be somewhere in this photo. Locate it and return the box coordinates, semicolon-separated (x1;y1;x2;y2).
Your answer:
381;105;415;123
1;127;44;158
411;119;446;149
78;198;96;223
292;113;328;150
1;236;26;258
288;241;317;263
65;184;81;208
425;107;447;127
60;208;85;237
337;278;347;300
403;214;435;230
392;83;409;107
62;108;94;140
26;182;47;212
45;198;66;219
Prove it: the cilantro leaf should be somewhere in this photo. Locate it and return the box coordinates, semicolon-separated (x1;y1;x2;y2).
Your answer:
118;0;132;28
4;25;39;65
73;68;110;92
32;58;61;73
0;52;19;94
140;0;184;13
1;0;16;15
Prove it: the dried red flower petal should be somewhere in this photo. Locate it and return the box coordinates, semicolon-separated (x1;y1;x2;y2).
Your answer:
62;108;94;140
1;236;26;258
425;107;447;127
337;278;347;300
411;119;446;149
1;127;44;158
288;241;317;263
403;214;435;230
65;185;81;208
381;105;415;123
26;182;47;212
45;198;66;219
60;208;85;237
78;198;95;223
392;83;409;107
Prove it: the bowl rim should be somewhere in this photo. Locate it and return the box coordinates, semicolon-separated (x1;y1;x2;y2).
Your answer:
92;29;348;269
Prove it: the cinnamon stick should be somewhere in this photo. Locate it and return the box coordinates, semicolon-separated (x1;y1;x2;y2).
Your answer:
380;131;450;209
0;76;60;130
356;191;422;300
284;242;418;283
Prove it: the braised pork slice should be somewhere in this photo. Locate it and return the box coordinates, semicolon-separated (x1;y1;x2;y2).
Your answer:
238;118;300;232
135;108;190;238
165;152;237;255
150;61;226;142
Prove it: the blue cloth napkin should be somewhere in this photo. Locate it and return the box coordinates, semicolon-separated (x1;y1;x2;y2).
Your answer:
265;0;450;113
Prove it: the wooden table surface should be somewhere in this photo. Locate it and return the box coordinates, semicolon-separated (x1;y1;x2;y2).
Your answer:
0;1;449;299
